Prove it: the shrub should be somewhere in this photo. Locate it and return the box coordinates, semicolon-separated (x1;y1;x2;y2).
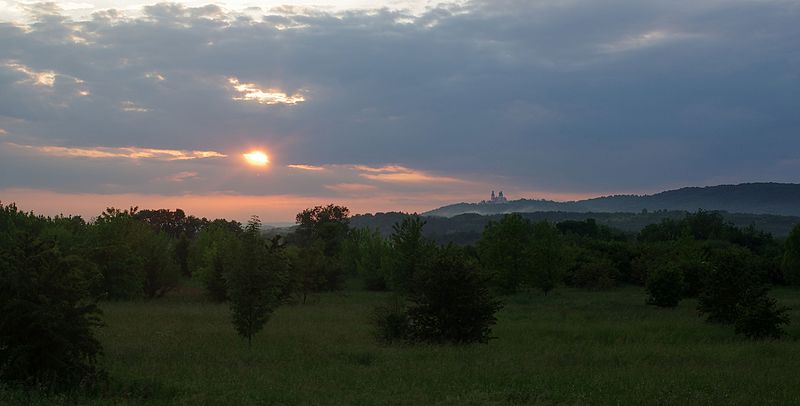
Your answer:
569;252;619;290
370;297;409;345
782;224;800;285
734;288;790;339
645;263;684;308
697;244;759;323
404;246;503;344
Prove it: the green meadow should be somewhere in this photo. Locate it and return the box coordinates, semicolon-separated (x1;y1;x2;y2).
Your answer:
4;283;799;405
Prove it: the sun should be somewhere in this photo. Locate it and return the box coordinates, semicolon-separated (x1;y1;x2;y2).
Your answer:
243;150;269;167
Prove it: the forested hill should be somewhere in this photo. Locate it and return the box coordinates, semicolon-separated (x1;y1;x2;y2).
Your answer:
350;210;800;245
424;183;800;218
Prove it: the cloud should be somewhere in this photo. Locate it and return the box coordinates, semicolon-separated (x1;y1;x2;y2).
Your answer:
353;164;466;184
287;164;325;171
2;60;56;87
167;171;199;182
120;101;150;112
6;143;227;161
228;77;306;105
325;182;376;192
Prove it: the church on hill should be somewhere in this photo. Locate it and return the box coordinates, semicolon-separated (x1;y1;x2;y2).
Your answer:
484;190;508;204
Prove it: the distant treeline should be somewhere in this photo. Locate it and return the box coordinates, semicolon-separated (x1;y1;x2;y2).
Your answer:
351;210;800;244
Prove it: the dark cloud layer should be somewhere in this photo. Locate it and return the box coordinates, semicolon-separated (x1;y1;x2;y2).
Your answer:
1;0;799;212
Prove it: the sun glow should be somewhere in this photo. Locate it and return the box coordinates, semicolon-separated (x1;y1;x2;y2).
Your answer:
243;150;269;166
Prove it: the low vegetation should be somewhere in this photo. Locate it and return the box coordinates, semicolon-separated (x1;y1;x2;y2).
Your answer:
1;201;799;402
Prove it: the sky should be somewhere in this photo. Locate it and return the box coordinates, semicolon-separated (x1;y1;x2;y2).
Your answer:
1;0;799;223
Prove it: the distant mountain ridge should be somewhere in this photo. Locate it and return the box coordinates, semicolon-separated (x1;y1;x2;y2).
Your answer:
424;183;800;217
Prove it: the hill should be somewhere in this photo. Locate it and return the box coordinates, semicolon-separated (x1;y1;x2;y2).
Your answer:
350;210;800;245
424;183;800;218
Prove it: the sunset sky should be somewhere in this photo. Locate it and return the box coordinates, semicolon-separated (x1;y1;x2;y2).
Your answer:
1;0;798;223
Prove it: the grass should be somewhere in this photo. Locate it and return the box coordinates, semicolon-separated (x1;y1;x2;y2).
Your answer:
3;284;800;405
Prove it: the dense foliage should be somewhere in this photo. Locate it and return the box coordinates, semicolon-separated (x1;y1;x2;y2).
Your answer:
404;246;503;344
0;204;103;389
645;263;684;308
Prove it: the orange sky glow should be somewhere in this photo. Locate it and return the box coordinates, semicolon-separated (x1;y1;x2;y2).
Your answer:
0;188;600;224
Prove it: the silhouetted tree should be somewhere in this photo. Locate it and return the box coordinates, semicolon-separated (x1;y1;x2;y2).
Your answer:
389;216;435;294
477;214;533;293
0;204;104;389
405;245;503;344
528;222;566;295
228;217;285;347
645;263;684;308
782;224;800;285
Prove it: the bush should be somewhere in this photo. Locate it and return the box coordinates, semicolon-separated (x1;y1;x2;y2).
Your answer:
645;263;684;307
697;244;760;324
782;224;800;285
734;288;790;339
370;298;409;345
404;246;503;344
569;253;618;290
0;232;104;389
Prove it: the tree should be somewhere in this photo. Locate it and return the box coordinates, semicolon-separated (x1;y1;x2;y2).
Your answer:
389;216;434;294
645;263;684;307
477;214;533;293
697;243;761;323
227;217;285;346
343;228;393;291
734;287;790;339
0;225;104;389
292;204;351;290
189;224;243;301
91;208;180;299
782;224;800;285
528;222;566;295
295;204;350;254
404;246;503;344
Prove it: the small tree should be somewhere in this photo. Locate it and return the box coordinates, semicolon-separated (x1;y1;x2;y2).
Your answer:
734;287;790;339
645;263;684;308
528;222;566;295
782;224;800;285
227;217;284;347
404;246;503;344
346;228;393;291
389;216;435;294
697;244;759;323
477;214;533;294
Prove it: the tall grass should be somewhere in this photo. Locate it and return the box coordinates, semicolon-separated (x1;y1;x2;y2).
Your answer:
3;285;799;404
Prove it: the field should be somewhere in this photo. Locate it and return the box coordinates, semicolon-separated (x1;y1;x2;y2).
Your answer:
4;284;800;405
